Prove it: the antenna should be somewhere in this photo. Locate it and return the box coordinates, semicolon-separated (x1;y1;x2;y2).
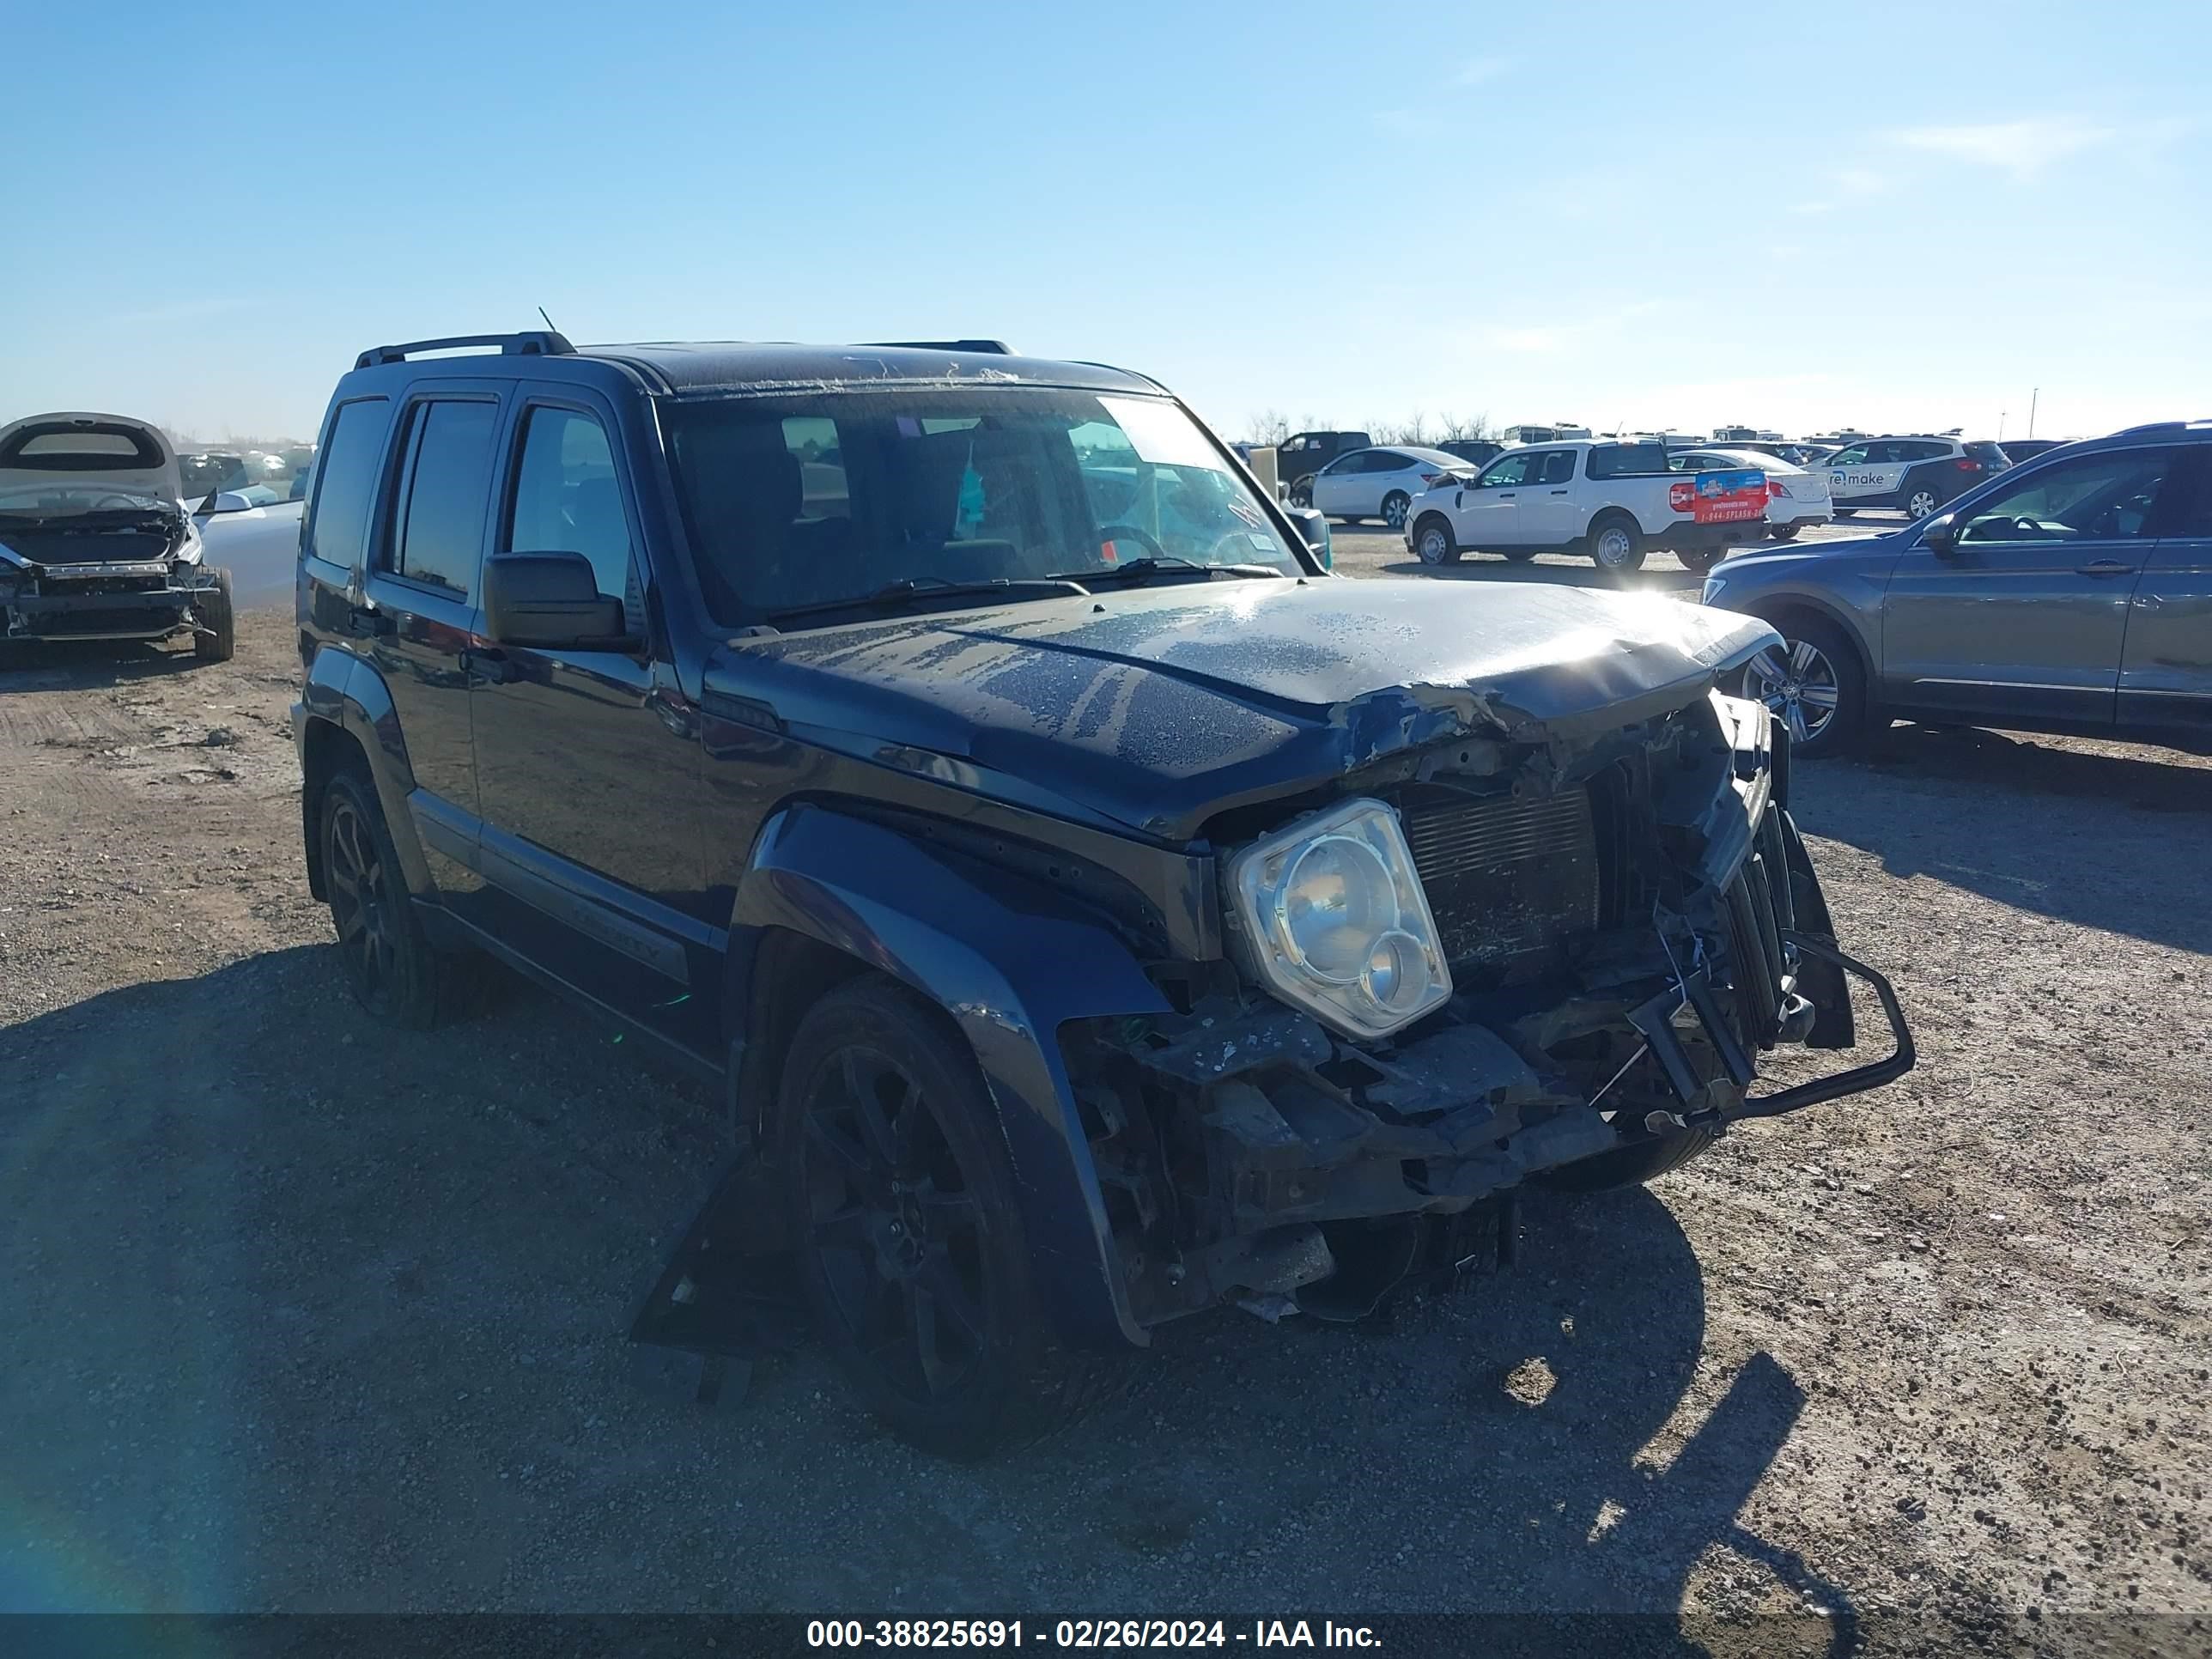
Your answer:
538;306;559;333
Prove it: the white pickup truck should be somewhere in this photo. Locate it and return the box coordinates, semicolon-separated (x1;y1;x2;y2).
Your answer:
1402;438;1771;575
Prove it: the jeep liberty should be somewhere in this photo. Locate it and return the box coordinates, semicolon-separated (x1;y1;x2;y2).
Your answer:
292;332;1913;1456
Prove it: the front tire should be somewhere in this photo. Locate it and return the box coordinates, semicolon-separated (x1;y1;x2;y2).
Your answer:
1287;477;1314;508
1381;491;1411;532
775;977;1100;1460
1587;514;1647;576
1413;514;1460;566
1741;613;1865;757
319;768;465;1029
192;567;234;662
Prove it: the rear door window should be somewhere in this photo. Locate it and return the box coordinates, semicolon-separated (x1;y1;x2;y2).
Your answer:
1540;451;1577;484
305;398;390;568
386;400;499;599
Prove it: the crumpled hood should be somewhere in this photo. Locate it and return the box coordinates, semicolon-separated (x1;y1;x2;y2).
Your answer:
709;576;1779;840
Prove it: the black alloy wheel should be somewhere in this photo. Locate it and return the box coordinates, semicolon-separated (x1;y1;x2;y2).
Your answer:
777;979;1107;1458
319;769;457;1028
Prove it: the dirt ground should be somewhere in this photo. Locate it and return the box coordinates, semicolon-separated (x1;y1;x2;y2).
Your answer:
3;592;2209;1653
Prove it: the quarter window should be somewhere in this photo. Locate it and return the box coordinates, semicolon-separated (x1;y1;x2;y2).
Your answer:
305;398;390;569
1956;449;2177;544
387;400;498;598
507;407;638;629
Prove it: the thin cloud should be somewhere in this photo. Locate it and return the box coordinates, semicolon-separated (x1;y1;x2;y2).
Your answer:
1455;55;1517;86
1885;117;2116;178
1474;301;1662;356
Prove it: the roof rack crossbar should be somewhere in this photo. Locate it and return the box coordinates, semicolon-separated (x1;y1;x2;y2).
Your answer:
356;331;576;369
861;339;1012;355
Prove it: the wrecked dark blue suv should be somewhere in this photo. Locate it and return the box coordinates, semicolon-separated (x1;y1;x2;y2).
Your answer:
292;331;1912;1455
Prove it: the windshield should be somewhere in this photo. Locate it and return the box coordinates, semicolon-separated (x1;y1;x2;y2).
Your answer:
0;482;179;524
663;387;1302;622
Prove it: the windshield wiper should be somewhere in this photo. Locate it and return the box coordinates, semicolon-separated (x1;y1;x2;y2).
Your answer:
1049;556;1286;585
763;574;1092;624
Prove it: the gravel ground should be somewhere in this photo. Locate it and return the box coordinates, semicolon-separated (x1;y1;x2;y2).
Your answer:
2;579;2208;1651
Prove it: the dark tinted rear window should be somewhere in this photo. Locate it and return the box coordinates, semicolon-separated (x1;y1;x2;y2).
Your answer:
1;423;162;471
304;399;389;569
390;401;498;598
1587;442;1667;478
1965;441;2008;464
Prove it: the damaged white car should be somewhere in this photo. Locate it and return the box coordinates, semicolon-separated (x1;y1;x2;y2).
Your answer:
0;412;234;660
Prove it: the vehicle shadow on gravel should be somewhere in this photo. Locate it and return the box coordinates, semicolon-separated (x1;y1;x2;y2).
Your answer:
0;636;209;686
1798;725;2212;951
1;944;1852;1637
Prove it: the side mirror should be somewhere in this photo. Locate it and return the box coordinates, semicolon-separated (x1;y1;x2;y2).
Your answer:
194;489;253;517
482;551;626;647
1283;504;1333;570
1920;512;1960;556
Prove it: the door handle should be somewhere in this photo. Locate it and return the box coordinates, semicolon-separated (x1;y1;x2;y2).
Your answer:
1549;489;1569;495
460;646;514;683
1497;492;1516;499
2075;560;2135;577
349;606;395;638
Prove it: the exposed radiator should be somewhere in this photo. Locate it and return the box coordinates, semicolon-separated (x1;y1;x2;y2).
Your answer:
1397;787;1601;976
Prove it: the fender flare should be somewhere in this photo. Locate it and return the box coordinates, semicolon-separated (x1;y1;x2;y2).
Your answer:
731;801;1174;1348
297;645;436;900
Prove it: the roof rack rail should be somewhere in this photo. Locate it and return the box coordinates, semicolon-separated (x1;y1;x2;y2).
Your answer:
2112;418;2211;436
355;331;575;369
863;339;1012;355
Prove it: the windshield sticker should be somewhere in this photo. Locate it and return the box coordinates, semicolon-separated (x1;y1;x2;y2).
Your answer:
1225;497;1266;529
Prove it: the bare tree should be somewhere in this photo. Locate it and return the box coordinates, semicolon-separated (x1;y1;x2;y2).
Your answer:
1437;410;1495;442
1245;409;1291;447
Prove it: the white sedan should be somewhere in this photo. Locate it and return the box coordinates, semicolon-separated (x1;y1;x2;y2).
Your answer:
1308;446;1476;532
1668;447;1832;540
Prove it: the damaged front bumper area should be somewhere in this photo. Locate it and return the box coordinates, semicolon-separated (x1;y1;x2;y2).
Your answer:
0;552;222;645
1063;693;1913;1328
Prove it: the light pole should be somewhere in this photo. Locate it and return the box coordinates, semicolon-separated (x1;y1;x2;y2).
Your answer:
2028;387;2039;439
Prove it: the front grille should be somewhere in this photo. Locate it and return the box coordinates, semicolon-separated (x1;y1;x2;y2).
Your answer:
1398;787;1600;977
1724;808;1798;1047
26;605;181;636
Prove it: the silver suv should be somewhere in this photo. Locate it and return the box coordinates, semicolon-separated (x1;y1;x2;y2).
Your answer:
1698;422;2212;756
1814;434;2010;520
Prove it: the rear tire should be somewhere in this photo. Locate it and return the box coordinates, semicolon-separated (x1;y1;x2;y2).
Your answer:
1833;507;1856;519
1540;1127;1719;1192
192;567;234;662
1675;545;1725;574
1288;477;1314;508
775;977;1120;1460
1768;524;1802;542
1904;484;1941;520
318;767;470;1029
1381;491;1411;532
1587;514;1647;577
1412;515;1460;566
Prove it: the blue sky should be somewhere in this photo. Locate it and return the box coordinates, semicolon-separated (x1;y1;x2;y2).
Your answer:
3;0;2206;445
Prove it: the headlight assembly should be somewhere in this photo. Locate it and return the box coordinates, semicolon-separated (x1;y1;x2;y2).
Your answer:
1225;798;1452;1041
